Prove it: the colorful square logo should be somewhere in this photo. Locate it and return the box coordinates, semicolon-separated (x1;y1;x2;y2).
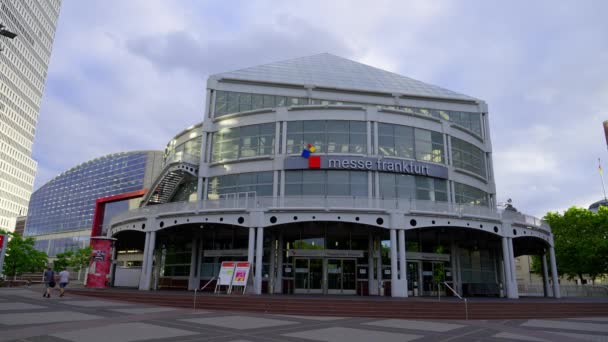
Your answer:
308;155;321;168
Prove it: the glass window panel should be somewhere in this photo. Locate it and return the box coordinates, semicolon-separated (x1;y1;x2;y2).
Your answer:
327;120;349;132
252;94;264;109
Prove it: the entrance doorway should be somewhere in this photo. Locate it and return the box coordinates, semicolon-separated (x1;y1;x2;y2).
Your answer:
327;259;357;295
294;258;323;294
422;261;447;296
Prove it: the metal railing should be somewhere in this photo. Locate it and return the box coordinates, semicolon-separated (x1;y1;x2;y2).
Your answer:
443;281;468;320
109;196;549;233
163;152;200;167
519;284;608;297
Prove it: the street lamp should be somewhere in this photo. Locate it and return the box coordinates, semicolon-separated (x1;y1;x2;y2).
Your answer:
0;23;17;52
0;23;17;39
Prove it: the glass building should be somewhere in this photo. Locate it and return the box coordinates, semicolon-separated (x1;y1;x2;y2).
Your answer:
0;1;62;231
24;151;162;257
108;54;560;299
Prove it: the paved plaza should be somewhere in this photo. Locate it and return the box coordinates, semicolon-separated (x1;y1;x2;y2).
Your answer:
0;288;608;341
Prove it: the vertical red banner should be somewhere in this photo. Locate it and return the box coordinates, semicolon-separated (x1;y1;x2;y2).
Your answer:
86;237;115;288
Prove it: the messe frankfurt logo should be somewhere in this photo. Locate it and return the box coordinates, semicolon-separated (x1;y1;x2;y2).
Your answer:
301;144;320;168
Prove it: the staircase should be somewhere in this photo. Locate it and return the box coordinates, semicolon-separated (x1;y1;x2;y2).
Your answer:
67;289;608;320
142;155;198;206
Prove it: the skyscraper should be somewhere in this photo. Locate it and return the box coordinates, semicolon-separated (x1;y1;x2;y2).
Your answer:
0;0;61;231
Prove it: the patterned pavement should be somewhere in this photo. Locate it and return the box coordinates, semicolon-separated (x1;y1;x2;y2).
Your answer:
0;288;607;342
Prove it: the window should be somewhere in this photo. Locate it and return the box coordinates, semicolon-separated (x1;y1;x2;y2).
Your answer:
208;172;273;199
286;120;367;155
378;123;444;163
451;137;486;178
285;170;368;197
454;182;488;206
214;90;308;117
211;123;275;162
379;173;447;201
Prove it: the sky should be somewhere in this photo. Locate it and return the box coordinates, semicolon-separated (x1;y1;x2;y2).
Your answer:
32;0;608;218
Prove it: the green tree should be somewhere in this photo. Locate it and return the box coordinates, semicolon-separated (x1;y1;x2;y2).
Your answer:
70;246;92;281
3;234;48;278
53;251;74;272
540;206;608;283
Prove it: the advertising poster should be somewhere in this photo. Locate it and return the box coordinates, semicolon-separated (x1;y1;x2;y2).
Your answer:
86;237;115;288
231;262;251;287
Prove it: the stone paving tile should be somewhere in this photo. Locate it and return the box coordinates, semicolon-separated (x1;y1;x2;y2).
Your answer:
109;307;177;315
63;300;133;307
545;331;608;342
283;326;423;342
522;319;608;333
181;315;297;330
273;314;345;321
51;322;199;342
364;318;465;332
570;317;608;322
0;302;46;311
0;311;101;326
493;332;549;341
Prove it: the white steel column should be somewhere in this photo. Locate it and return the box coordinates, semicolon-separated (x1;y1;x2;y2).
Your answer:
188;238;198;290
542;253;550;297
549;246;561;298
501;237;514;298
255;227;264;295
247;227;255;264
375;236;383;296
389;229;399;297
268;233;276;294
507;237;519;298
398;229;407;297
140;231;156;291
367;231;375;295
276;231;283;294
138;232;151;290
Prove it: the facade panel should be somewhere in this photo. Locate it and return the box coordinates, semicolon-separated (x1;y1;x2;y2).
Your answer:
0;0;61;231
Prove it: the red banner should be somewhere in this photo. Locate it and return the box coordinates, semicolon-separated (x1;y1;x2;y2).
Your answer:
86;238;114;288
0;235;4;250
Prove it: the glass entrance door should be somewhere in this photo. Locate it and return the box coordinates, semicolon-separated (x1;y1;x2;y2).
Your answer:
327;259;357;295
294;258;323;294
407;261;420;296
422;261;447;296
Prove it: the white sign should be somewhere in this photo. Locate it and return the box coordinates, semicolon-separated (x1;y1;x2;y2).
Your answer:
217;262;236;286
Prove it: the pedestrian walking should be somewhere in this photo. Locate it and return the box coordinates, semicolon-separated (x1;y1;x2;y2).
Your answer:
42;267;55;298
58;268;70;297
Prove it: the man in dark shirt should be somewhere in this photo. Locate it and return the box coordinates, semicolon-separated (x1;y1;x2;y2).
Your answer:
43;267;55;298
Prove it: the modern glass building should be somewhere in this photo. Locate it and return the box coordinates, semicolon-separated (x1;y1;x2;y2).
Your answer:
24;151;162;257
0;0;61;231
108;54;560;299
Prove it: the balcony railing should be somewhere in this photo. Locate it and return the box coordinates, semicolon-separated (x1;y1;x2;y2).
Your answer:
163;152;200;167
109;196;550;233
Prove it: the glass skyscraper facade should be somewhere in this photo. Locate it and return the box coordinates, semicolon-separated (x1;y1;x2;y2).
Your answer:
0;0;62;231
24;151;162;256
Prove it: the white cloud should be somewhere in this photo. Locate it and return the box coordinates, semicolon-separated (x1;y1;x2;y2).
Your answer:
32;0;608;219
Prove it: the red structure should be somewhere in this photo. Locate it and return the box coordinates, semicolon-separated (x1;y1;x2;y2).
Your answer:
90;189;146;238
86;237;116;288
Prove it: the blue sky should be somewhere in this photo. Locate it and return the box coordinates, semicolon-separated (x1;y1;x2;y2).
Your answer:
33;0;608;217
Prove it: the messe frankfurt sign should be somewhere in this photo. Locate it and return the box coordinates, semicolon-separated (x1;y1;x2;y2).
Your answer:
284;155;448;179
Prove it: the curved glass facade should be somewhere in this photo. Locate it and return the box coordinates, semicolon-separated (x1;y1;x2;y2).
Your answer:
164;124;203;165
451;137;486;178
212;123;275;162
378;123;444;163
25;151;161;236
286;120;367;155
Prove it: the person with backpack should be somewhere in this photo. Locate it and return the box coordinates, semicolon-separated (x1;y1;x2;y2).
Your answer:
43;267;55;298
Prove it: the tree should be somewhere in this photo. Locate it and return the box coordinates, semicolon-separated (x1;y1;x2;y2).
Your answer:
539;206;608;283
3;234;48;278
70;246;92;281
53;251;74;272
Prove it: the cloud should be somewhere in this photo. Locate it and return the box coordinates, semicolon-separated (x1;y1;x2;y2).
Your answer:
32;0;608;220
